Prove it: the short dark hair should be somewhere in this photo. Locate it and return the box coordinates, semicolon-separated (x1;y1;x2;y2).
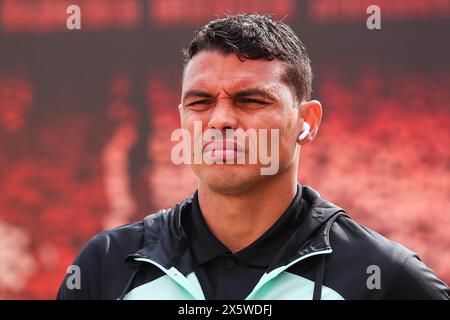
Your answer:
182;13;312;102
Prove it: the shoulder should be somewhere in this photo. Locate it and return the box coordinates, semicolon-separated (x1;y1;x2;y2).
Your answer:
79;204;184;263
328;215;450;299
57;215;159;299
57;202;188;300
82;220;146;259
330;215;413;263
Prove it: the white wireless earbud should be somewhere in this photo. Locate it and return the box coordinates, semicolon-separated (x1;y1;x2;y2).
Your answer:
298;122;310;141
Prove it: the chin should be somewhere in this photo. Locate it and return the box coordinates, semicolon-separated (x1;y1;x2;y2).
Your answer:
194;164;264;195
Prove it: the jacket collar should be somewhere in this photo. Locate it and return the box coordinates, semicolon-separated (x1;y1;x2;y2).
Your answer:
187;184;305;268
126;185;348;275
268;187;348;271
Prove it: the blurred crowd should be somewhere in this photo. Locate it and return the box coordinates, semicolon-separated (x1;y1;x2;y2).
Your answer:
0;66;448;298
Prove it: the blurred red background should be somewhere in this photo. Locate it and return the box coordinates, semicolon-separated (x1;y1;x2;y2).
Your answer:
0;0;449;299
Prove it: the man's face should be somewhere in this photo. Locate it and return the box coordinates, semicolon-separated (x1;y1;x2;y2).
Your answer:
180;50;307;194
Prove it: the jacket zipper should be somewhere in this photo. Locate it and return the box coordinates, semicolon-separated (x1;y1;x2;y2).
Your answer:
133;257;205;300
125;249;332;300
245;248;332;300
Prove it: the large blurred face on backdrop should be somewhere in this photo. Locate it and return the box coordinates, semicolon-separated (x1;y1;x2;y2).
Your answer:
179;50;322;195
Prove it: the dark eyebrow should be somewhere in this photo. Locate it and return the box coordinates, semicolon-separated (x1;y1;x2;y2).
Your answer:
232;88;277;101
182;90;217;101
182;87;278;102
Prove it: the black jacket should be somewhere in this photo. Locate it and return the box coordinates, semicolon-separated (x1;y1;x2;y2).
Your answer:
57;185;450;300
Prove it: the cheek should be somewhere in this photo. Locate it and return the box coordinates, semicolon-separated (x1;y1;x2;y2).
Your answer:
261;110;297;158
253;109;296;139
244;112;288;160
246;108;283;129
179;112;210;157
180;110;208;131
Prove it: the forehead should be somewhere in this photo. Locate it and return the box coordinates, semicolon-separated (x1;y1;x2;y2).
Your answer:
182;51;287;93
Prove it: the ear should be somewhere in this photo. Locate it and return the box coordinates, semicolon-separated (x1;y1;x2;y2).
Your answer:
297;100;323;146
178;103;184;117
178;103;185;127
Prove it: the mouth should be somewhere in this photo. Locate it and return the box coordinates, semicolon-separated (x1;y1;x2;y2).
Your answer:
203;140;245;159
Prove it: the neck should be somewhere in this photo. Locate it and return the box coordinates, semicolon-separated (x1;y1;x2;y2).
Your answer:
197;169;298;253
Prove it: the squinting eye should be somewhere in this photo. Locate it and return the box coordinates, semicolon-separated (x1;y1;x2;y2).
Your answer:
189;100;210;106
238;98;266;105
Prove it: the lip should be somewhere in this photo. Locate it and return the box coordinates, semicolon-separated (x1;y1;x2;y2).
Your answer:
203;140;245;154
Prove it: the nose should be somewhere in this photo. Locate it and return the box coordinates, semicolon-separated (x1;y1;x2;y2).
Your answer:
207;100;238;132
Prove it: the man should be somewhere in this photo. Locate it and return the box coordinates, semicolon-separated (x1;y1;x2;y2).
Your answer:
57;14;450;300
